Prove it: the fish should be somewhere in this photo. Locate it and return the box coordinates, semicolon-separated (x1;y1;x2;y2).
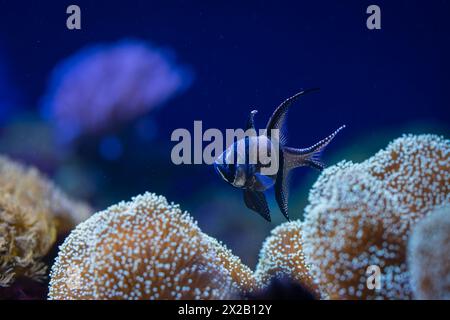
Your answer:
214;89;345;222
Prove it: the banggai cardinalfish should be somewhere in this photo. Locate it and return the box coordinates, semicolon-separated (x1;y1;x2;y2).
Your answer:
214;89;345;222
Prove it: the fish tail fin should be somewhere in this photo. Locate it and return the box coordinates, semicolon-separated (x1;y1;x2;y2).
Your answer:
274;125;345;220
284;124;346;171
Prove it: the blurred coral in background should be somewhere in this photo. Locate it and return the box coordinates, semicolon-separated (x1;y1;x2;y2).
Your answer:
408;206;450;300
0;156;91;288
40;39;193;145
24;38;196;209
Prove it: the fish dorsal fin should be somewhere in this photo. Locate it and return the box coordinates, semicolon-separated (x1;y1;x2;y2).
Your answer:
265;88;319;145
243;189;271;222
246;110;258;130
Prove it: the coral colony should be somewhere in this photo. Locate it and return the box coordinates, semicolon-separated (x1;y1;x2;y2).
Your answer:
408;206;450;300
0;156;91;287
254;221;320;297
48;193;244;299
40;39;192;145
301;134;449;299
0;134;449;299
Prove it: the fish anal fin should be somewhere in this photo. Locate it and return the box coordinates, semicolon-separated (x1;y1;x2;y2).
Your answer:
243;189;271;222
274;151;291;221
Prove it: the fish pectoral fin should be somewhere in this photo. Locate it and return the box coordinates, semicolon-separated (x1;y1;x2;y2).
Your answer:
243;189;271;222
254;173;274;190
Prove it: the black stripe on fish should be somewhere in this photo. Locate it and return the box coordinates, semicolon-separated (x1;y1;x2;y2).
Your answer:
275;150;290;221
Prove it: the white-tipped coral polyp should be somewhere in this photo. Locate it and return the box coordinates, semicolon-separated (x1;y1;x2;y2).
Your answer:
254;221;320;297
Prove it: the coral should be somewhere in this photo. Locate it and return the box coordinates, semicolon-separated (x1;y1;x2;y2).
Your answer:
48;192;253;300
408;206;450;299
204;235;258;295
301;134;449;299
0;156;92;287
41;39;193;144
254;221;319;297
368;134;448;219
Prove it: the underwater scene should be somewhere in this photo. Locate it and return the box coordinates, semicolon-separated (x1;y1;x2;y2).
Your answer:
0;0;449;304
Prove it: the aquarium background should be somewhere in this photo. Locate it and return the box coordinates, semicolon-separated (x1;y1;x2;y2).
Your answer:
0;0;449;269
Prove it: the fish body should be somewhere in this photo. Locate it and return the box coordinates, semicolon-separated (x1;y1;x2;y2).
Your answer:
215;135;276;191
214;89;345;222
